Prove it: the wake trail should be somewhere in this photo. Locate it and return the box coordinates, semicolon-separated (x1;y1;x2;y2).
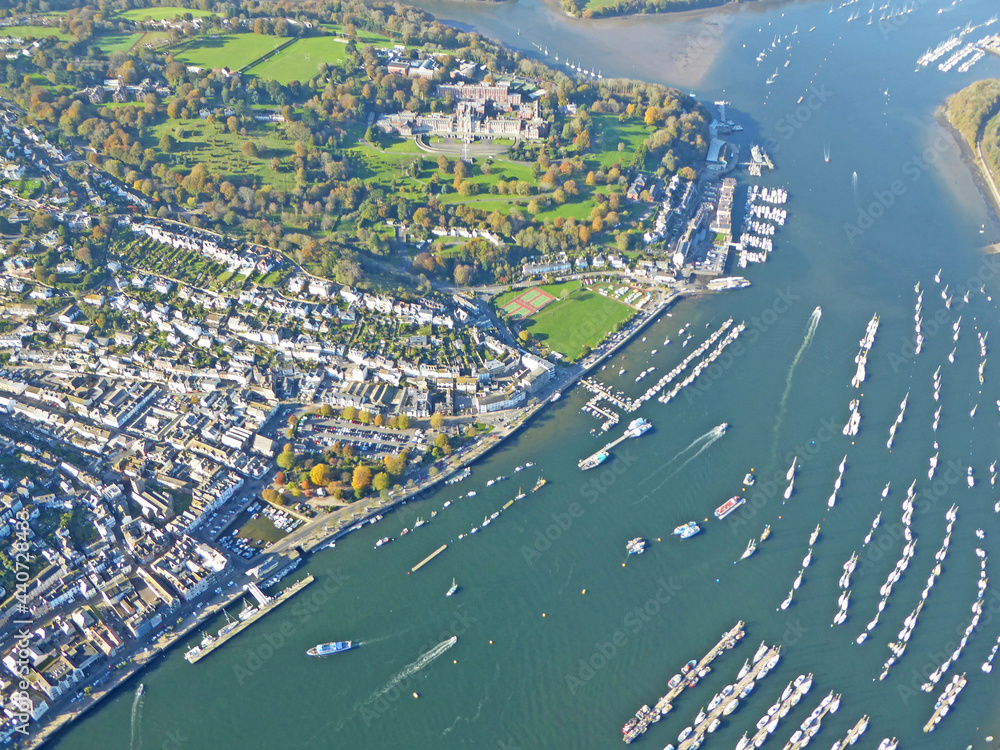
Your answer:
638;424;727;487
635;424;728;504
129;689;143;750
361;637;458;707
772;307;822;459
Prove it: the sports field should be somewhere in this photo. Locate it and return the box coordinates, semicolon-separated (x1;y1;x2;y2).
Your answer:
499;287;557;319
495;281;635;361
119;6;214;21
247;36;351;83
173;34;287;71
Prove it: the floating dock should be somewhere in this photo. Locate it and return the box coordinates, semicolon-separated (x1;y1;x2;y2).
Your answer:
411;544;448;573
924;673;966;732
779;692;841;750
187;574;314;664
677;645;782;750
621;621;746;743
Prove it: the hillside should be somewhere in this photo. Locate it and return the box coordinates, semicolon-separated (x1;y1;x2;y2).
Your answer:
947;79;1000;183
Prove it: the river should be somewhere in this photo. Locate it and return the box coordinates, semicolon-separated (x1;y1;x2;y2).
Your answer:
53;0;1000;748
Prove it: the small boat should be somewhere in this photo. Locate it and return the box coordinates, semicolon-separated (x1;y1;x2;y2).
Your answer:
809;524;821;545
741;539;757;560
760;524;771;542
446;578;458;597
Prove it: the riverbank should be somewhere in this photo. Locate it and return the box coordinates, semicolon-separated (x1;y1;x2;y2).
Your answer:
938;103;1000;227
267;282;702;558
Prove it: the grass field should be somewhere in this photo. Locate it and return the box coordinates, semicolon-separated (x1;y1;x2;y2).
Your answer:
172;33;288;71
119;6;214;21
2;25;69;40
247;33;396;83
96;32;143;54
499;281;634;361
238;515;287;544
590;113;648;169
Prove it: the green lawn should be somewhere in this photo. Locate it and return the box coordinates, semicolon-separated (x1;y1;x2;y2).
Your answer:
238;514;288;544
172;34;288;71
2;25;69;40
96;32;143;54
590;113;648;169
247;34;397;83
119;6;214;21
506;281;634;361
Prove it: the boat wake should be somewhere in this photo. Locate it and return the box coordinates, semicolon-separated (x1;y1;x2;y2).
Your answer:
362;637;458;706
129;687;143;750
636;424;728;503
772;307;823;456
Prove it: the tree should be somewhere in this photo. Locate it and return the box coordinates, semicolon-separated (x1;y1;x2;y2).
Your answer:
242;141;258;158
352;465;372;493
262;488;279;504
372;472;391;492
319;403;334;417
518;330;532;344
310;463;328;486
276;446;295;470
397;414;411;430
341;406;356;421
430;412;444;430
454;264;474;286
384;451;407;476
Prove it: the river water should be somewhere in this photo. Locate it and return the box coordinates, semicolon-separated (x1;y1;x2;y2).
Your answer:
53;1;1000;749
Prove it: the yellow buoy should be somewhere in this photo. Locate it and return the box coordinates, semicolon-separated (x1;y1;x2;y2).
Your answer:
413;693;419;698
489;640;493;644
582;589;587;595
542;613;546;617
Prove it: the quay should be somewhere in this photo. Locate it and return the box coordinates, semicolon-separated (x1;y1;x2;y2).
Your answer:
923;672;966;732
187;575;314;664
411;544;448;573
621;620;746;744
677;644;782;750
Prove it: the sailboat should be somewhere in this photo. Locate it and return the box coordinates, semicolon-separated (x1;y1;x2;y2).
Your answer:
446;578;458;597
741;539;757;560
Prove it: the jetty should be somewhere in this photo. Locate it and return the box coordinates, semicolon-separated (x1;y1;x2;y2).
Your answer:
924;673;966;732
186;575;314;664
779;691;840;750
411;544;448;573
676;644;782;750
621;620;746;743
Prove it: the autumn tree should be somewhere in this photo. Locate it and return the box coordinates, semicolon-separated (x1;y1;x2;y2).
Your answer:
310;463;328;486
430;412;444;430
372;472;391;492
352;465;372;493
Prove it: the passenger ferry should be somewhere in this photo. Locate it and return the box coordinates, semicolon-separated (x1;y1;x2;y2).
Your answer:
307;641;355;657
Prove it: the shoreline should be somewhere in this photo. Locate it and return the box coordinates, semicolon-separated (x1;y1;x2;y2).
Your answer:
937;104;1000;229
21;281;708;749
